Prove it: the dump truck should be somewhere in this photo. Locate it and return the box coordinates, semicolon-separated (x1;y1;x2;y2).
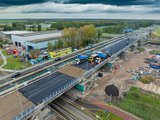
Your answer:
97;52;108;59
88;51;109;64
88;54;99;63
75;55;88;65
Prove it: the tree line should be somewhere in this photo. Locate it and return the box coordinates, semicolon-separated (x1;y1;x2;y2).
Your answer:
48;24;102;51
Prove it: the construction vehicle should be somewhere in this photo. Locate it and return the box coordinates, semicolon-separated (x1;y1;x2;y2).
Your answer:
75;55;88;65
88;54;99;63
97;51;108;60
88;51;108;63
49;47;72;59
95;57;102;64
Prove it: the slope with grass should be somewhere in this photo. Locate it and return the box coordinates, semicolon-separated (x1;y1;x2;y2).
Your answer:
96;110;123;120
3;57;31;70
114;87;160;120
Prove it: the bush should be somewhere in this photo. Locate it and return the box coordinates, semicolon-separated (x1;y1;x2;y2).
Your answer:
149;50;160;55
137;47;145;52
139;75;155;84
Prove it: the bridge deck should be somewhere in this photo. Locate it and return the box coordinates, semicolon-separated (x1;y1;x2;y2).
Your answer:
19;37;137;105
19;71;77;104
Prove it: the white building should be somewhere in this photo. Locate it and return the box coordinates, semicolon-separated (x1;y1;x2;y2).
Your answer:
2;31;33;38
11;30;61;51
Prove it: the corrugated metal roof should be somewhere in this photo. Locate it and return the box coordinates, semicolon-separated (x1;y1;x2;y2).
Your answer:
27;36;60;43
16;30;61;37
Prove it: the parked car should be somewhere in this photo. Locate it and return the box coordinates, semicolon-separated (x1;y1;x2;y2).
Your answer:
54;57;61;61
11;72;21;78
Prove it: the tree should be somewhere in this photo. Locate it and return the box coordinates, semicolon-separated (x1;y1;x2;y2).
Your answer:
78;24;97;45
61;24;97;48
37;24;41;31
53;39;64;50
62;27;77;47
48;42;54;51
96;28;103;42
30;50;35;59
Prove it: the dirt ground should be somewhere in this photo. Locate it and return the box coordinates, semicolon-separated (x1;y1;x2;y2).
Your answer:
85;50;150;101
0;92;33;120
59;64;86;78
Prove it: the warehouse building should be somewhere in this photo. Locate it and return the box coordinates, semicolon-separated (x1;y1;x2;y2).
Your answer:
11;31;61;51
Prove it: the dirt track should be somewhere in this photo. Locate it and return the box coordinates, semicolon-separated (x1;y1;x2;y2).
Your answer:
86;51;149;100
0;92;33;120
59;64;85;78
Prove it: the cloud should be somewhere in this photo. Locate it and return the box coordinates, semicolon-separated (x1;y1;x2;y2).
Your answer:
0;1;159;19
0;2;159;14
57;0;160;6
0;0;48;6
0;0;159;6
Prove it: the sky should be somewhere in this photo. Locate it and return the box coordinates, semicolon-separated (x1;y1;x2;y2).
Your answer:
0;0;160;19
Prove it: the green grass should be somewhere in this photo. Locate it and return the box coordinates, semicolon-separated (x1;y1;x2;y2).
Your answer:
0;59;4;66
2;50;8;56
2;50;14;57
149;50;160;55
113;87;160;120
107;113;123;120
96;110;123;120
0;19;28;23
3;57;31;70
137;47;145;52
154;27;160;38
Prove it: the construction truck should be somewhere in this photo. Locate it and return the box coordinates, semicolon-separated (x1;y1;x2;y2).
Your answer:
75;55;88;65
97;51;108;60
88;54;99;63
88;51;108;64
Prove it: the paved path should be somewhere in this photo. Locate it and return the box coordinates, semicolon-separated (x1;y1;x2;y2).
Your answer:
91;100;141;120
0;50;18;73
0;50;7;68
135;81;160;95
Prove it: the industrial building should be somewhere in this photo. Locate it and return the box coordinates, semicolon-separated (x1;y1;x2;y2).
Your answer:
11;30;61;51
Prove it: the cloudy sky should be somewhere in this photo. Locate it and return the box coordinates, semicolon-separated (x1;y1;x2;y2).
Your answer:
0;0;160;19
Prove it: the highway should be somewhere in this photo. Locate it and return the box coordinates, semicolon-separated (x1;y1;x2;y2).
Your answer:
0;35;126;85
0;34;133;95
50;96;95;120
0;26;144;87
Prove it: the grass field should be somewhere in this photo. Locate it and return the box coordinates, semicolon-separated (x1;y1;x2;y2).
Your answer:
0;19;28;23
2;50;14;58
113;87;160;120
3;57;31;70
2;50;8;56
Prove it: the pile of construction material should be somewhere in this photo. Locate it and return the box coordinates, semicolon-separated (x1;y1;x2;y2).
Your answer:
127;66;160;80
145;55;160;69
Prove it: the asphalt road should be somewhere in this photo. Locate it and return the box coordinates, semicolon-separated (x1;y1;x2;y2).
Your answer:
0;34;127;85
0;26;154;86
0;34;132;94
